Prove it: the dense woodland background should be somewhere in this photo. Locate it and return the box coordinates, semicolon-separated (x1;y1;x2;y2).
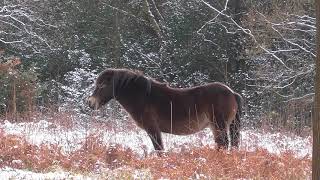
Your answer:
0;0;316;133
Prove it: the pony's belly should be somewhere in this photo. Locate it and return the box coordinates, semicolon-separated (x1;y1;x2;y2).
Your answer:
160;113;211;135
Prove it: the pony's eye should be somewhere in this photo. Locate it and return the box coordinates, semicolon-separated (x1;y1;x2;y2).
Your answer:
98;84;106;89
96;83;104;89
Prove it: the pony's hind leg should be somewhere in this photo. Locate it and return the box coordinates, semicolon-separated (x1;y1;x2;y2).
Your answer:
145;127;163;151
230;113;240;148
212;113;229;150
214;128;228;149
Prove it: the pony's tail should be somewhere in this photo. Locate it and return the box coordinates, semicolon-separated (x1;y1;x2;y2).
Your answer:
230;92;243;148
234;93;243;117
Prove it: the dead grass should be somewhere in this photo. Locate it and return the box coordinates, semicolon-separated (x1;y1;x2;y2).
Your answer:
135;147;310;179
0;127;311;179
0;130;136;172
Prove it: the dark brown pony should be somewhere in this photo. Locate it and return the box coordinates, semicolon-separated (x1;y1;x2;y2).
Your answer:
87;69;242;151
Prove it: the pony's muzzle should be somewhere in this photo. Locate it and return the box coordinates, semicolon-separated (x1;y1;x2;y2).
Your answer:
87;96;99;110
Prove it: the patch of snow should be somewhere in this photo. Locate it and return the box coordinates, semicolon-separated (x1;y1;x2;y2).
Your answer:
1;120;87;153
0;167;92;180
0;166;152;180
240;129;311;158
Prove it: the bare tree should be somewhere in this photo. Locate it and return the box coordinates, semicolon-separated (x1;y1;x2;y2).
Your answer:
200;0;315;102
0;3;56;54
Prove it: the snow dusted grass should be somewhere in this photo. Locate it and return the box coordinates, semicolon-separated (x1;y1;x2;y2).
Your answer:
0;112;312;179
0;167;99;180
0;167;152;180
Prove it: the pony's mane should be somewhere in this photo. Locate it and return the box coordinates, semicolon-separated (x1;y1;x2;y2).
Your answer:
111;69;152;94
105;68;171;95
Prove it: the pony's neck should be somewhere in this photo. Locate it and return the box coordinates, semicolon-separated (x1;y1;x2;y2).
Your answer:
115;75;150;116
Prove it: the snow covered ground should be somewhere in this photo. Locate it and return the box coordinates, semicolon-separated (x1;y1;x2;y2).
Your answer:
0;166;152;180
0;167;92;180
0;119;311;157
0;118;312;179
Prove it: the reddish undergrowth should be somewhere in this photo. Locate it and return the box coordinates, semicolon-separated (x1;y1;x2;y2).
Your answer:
0;129;135;172
0;127;311;179
135;148;310;179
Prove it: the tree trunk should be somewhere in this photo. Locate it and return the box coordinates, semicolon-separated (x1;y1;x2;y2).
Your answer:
313;0;320;179
142;0;162;41
114;10;121;67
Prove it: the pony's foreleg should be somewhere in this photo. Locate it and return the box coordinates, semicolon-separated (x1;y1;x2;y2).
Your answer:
145;127;163;151
230;113;240;148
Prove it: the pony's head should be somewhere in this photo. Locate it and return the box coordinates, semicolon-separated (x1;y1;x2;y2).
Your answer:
87;69;116;110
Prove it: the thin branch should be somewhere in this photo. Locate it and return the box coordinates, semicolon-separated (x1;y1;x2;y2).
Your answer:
258;12;316;57
200;0;293;71
150;0;164;21
102;3;147;24
283;93;315;103
0;4;56;51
